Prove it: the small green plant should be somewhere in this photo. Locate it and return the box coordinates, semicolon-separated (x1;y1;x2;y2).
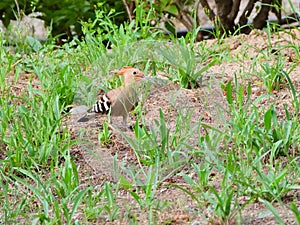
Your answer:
122;109;192;167
222;77;299;158
180;162;212;192
81;182;120;222
263;106;299;159
102;182;120;221
129;166;157;204
204;186;239;224
82;187;106;222
5;161;88;225
259;59;286;93
282;69;299;116
98;121;112;145
126;165;169;224
158;32;216;88
53;156;80;197
254;167;295;202
223;78;259;151
4;93;71;168
175;169;241;224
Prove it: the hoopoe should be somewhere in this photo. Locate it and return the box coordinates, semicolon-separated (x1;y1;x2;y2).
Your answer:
78;66;149;127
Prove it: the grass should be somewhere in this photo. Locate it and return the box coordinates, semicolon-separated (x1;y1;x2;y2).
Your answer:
0;8;300;225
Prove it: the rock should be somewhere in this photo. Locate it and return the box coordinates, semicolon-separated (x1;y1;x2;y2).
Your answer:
70;105;89;115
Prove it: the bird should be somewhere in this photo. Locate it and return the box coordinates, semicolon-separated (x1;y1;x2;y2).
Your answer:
78;66;150;128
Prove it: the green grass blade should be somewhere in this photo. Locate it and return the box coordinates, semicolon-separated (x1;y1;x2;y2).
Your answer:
69;189;89;225
259;198;285;225
264;108;273;131
171;183;200;205
282;70;299;115
290;202;300;225
225;80;233;105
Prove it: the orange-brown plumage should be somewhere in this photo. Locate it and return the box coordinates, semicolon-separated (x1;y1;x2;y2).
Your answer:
86;66;146;127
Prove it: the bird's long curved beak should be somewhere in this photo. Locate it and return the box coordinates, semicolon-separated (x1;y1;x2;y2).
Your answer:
109;69;118;75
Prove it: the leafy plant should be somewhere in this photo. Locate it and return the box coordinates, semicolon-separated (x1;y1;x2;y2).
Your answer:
263;106;299;159
54;156;80;197
204;186;239;224
4;93;71;168
159;34;215;88
82;187;105;222
222;76;299;160
98;121;112;145
255;167;296;202
180;162;212;192
102;182;120;221
259;59;286;93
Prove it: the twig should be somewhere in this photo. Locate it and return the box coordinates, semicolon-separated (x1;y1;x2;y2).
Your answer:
14;0;21;22
122;0;133;22
11;59;22;70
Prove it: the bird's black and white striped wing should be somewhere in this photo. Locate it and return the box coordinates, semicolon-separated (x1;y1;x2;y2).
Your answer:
88;94;111;114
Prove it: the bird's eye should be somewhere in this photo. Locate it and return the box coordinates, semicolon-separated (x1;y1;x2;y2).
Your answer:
133;71;137;75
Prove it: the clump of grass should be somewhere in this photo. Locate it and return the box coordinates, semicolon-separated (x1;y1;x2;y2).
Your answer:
259;59;286;93
98;121;112;146
158;32;216;88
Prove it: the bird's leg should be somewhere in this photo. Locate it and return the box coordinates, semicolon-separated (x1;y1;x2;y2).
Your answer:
122;115;128;128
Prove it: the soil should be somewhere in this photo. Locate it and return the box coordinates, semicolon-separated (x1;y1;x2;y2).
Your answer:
3;28;300;224
67;29;300;224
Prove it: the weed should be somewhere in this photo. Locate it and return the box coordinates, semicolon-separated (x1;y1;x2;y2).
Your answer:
254;166;296;202
102;182;120;221
98;121;112;145
121;109;192;168
259;59;286;93
158;34;216;88
180;162;212;192
205;185;239;224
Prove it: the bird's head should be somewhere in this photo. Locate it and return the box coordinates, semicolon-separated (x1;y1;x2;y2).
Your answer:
114;66;144;86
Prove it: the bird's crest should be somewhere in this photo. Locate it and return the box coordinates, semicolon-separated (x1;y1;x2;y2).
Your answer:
114;66;134;76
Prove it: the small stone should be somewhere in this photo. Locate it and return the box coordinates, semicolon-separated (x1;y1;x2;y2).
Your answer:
70;105;89;114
